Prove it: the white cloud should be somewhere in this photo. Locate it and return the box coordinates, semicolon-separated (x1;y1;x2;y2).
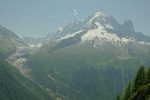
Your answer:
72;10;78;15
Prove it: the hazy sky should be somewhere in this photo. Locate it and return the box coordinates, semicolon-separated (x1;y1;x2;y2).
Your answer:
0;0;150;37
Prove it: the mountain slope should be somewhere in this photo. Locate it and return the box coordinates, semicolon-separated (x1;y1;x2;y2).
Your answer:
0;25;25;58
28;12;150;100
0;59;53;100
0;25;55;100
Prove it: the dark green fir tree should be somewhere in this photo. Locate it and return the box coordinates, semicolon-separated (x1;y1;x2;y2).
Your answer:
146;67;150;84
116;94;121;100
123;82;131;100
132;65;145;93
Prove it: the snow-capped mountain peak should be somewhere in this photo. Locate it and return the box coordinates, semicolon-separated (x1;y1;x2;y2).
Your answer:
95;12;106;16
86;12;107;26
85;12;117;31
48;11;150;47
88;12;106;22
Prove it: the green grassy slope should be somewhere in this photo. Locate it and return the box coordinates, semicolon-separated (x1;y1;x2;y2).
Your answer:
0;60;53;100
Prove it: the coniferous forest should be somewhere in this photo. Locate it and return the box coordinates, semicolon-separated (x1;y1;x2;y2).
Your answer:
118;66;150;100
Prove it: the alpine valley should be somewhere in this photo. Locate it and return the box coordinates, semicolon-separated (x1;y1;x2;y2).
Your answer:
28;12;150;100
0;12;150;100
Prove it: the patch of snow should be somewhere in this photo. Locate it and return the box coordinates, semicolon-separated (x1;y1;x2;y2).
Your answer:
87;12;106;25
11;38;21;43
16;58;27;64
94;12;106;18
29;43;42;48
37;43;42;47
19;35;23;39
94;43;96;48
81;26;135;45
105;24;114;29
11;37;22;43
58;30;83;41
138;41;150;45
95;22;101;26
121;37;134;43
139;41;145;44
